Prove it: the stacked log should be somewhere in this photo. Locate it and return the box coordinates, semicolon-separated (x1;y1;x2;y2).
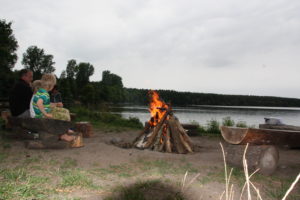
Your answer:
75;121;93;138
133;110;193;154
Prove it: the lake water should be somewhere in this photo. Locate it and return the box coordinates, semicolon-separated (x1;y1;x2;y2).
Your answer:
111;105;300;127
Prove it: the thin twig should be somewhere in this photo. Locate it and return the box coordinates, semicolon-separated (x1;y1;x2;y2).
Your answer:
220;143;229;200
181;171;188;192
282;172;300;200
243;143;251;200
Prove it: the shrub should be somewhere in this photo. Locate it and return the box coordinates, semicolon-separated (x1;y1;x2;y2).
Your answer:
222;116;235;126
236;121;247;128
206;119;221;134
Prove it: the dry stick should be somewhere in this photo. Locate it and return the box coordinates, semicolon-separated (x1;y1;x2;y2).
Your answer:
229;184;234;200
220;143;229;200
165;127;172;153
179;132;193;153
220;191;225;200
175;118;193;148
243;144;252;200
168;116;186;153
181;171;201;192
144;109;169;148
281;172;300;200
239;168;260;200
132;122;151;145
249;181;263;200
181;171;188;192
153;124;164;150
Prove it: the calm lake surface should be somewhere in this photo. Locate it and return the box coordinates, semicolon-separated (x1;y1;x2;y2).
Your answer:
111;105;300;127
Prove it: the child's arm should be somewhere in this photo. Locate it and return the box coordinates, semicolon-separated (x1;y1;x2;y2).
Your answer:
37;99;53;118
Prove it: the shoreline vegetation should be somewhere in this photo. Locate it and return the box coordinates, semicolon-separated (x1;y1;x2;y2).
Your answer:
69;106;250;135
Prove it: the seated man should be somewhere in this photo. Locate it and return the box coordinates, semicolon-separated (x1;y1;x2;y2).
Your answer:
9;69;33;118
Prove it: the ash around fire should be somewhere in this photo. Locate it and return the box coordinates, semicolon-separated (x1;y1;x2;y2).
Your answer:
109;137;133;149
103;179;190;200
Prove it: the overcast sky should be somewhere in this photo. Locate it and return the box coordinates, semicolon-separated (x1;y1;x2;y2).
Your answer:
1;0;300;98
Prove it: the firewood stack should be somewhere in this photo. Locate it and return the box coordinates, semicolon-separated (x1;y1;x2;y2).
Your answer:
133;91;193;154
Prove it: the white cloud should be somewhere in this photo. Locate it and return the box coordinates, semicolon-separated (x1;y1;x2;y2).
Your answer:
1;0;300;98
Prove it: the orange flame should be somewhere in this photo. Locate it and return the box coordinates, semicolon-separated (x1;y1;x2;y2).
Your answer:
148;90;168;126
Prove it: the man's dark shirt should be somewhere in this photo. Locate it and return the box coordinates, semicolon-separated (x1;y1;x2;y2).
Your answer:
9;79;33;116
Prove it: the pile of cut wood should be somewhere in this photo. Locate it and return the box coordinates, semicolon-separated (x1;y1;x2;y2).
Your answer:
133;108;193;154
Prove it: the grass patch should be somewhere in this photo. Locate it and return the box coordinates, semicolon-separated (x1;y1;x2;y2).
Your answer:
60;157;78;169
0;168;52;200
59;169;98;189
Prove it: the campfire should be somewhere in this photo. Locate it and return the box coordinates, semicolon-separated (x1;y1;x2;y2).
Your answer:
133;91;193;154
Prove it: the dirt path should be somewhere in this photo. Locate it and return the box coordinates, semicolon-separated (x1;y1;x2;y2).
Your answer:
1;129;299;200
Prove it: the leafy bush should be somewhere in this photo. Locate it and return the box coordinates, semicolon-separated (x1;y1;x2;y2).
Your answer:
70;106;143;129
222;116;235;126
206;119;221;134
236;121;247;128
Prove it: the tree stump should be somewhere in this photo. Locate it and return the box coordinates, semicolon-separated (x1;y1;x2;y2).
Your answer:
75;122;93;138
225;144;279;175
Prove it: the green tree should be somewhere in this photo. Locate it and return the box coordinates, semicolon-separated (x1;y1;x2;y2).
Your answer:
0;19;18;98
102;70;123;87
66;59;77;79
100;70;125;103
22;45;55;79
75;62;94;87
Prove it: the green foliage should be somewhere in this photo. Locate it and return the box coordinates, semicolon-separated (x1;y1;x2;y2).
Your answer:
222;116;235;126
124;88;300;107
0;19;18;98
70;106;143;129
236;121;248;128
206;119;221;134
59;169;96;189
75;62;94;87
0;19;18;70
22;45;55;79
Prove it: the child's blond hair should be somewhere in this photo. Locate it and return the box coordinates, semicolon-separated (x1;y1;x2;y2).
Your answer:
41;73;56;90
32;80;42;93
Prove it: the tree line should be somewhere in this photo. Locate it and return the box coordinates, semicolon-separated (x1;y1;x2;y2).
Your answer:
1;19;300;108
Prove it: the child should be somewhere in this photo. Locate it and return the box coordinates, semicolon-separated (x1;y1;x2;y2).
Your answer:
30;80;42;118
32;74;74;142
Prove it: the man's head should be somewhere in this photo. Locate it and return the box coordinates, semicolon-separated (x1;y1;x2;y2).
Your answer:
20;69;33;84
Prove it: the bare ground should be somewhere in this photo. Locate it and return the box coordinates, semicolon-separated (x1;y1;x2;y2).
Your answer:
1;129;299;200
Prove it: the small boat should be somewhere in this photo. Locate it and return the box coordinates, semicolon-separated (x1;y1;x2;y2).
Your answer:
220;126;300;147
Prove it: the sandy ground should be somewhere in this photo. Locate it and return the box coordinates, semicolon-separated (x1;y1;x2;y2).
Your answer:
1;129;300;200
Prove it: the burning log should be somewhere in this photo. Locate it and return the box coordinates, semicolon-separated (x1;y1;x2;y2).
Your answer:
133;91;193;154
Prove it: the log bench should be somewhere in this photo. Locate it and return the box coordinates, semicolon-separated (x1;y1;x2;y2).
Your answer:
221;126;300;175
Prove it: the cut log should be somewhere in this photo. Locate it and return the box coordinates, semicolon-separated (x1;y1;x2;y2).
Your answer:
144;109;169;148
9;117;74;135
75;121;93;138
225;144;279;175
153;125;164;151
168;116;186;154
175;118;193;150
132;122;151;144
221;126;300;147
259;124;300;131
165;128;172;153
